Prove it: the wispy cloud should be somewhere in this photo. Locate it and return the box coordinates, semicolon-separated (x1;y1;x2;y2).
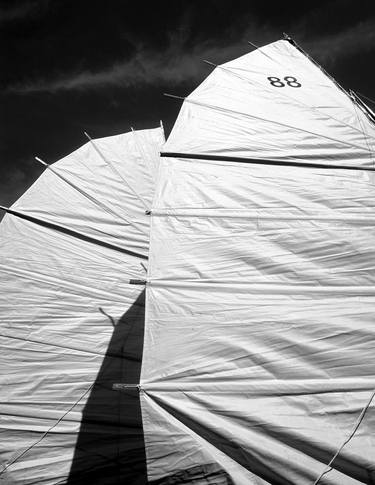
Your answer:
7;18;375;95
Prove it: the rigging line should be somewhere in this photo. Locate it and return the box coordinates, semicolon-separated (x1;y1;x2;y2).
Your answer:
202;62;375;145
351;91;375;125
284;34;375;132
160;151;375;172
0;383;94;478
283;34;350;101
250;36;358;117
349;92;375;168
204;50;375;144
313;387;375;485
164;93;373;154
84;131;149;211
289;35;375;132
356;91;375;106
35;157;133;228
0;206;148;260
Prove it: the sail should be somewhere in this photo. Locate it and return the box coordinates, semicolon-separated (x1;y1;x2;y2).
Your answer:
1;38;375;485
0;128;163;483
141;40;375;483
163;39;375;168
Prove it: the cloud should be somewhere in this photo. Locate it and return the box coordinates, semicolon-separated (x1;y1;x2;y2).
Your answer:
7;18;375;95
305;20;375;63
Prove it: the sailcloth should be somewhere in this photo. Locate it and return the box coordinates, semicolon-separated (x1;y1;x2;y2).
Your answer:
1;37;375;485
0;128;164;483
141;39;375;483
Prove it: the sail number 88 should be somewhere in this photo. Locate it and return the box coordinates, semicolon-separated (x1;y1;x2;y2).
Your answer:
267;76;301;88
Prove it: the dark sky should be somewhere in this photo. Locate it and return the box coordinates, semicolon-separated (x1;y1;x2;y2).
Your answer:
2;0;375;207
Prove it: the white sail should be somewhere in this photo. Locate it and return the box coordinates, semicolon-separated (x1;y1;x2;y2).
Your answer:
1;38;375;485
141;39;375;483
164;39;375;168
0;128;163;483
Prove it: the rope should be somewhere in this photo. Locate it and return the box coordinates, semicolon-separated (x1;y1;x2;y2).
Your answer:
350;91;375;167
356;91;375;106
313;388;375;485
0;384;94;478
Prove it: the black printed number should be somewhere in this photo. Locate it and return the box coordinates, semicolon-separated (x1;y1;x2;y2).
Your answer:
267;76;301;88
284;76;301;87
268;76;285;87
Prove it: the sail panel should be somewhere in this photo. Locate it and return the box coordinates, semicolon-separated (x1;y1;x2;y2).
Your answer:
0;128;163;484
149;158;375;286
141;155;375;483
164;40;375;167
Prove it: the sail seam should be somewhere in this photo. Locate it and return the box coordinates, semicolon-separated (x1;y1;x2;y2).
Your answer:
151;209;375;222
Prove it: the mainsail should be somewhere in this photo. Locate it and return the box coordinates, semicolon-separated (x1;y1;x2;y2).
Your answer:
1;38;375;484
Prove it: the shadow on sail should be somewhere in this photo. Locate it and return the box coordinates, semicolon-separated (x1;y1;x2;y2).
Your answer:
67;290;148;485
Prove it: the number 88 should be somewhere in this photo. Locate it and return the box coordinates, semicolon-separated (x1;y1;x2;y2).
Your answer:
267;76;301;88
